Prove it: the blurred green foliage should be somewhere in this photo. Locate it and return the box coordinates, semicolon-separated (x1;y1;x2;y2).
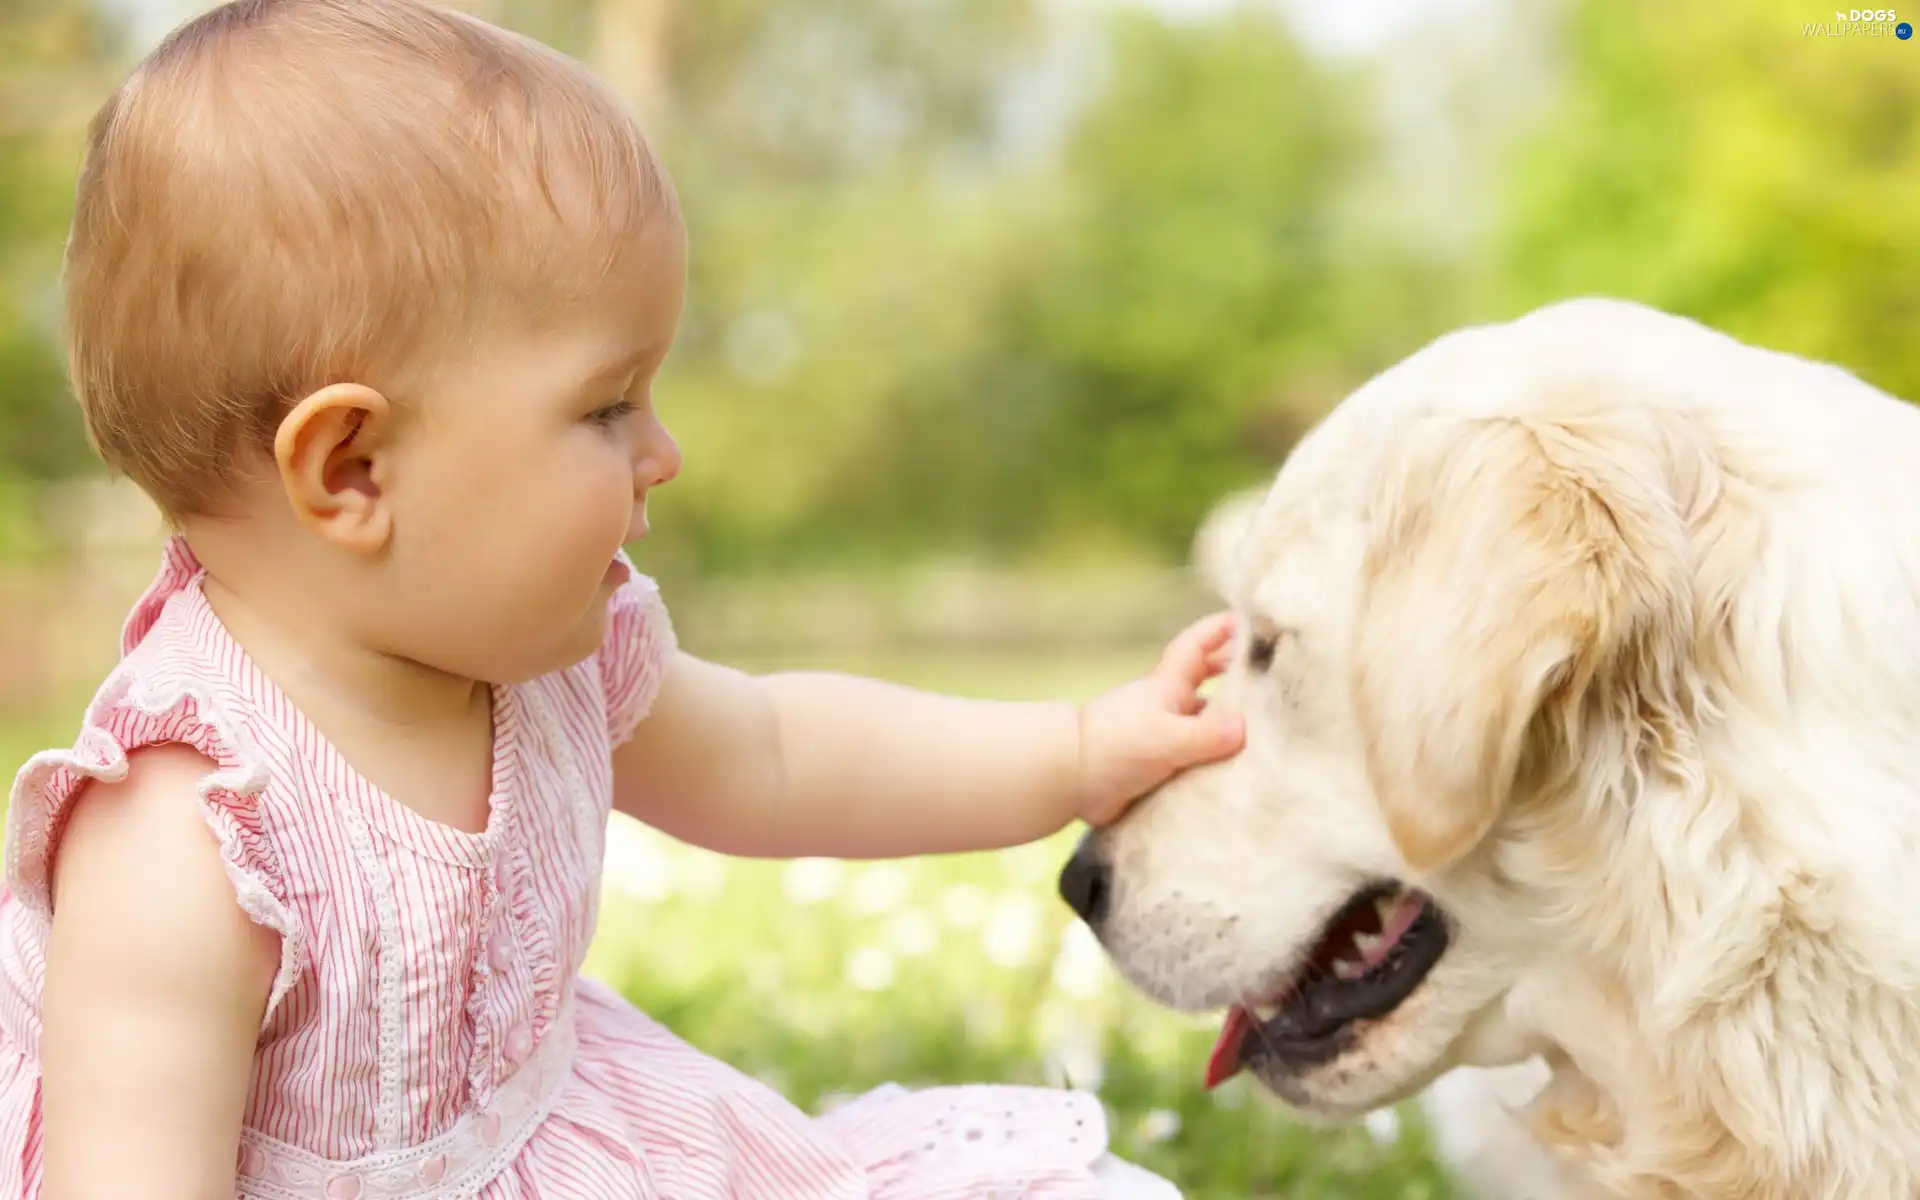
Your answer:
1496;0;1920;401
0;1;109;497
624;1;1465;574
0;0;1914;574
826;12;1390;562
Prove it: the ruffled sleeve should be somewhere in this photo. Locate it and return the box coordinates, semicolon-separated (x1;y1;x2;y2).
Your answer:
598;551;678;748
3;670;307;1024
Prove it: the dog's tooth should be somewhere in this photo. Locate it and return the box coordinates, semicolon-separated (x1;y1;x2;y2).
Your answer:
1333;960;1366;980
1251;1004;1281;1023
1353;931;1381;956
1373;894;1400;926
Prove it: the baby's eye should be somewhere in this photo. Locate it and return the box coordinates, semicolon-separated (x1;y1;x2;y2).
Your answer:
587;398;637;426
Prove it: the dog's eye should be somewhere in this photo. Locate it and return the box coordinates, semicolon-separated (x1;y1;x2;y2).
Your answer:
1248;635;1277;672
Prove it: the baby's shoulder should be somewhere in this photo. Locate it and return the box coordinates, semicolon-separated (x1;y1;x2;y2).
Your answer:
7;644;304;962
103;619;306;798
19;618;316;843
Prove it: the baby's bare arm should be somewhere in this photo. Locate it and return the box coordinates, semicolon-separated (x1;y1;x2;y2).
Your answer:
611;652;1081;859
42;745;277;1200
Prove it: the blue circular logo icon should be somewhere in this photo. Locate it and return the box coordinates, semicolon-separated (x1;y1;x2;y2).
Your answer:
1899;20;1914;38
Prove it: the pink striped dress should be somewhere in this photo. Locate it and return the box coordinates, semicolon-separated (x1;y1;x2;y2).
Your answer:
0;536;1132;1199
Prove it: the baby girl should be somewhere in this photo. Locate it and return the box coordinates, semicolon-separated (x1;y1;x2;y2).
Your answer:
1;2;1244;1197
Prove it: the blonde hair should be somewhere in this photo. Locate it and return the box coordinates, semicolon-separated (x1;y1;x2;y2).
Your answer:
64;0;674;522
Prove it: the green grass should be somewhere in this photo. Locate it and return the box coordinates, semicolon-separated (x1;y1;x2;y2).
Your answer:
6;647;1456;1198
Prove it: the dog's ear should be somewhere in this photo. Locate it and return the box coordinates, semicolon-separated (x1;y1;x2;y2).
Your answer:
1354;411;1692;875
1191;486;1269;600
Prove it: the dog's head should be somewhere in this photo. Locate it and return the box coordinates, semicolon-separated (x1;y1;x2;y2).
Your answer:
1066;304;1706;1117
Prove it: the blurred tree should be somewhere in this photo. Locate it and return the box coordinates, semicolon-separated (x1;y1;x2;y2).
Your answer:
0;0;113;497
46;0;1909;584
1496;0;1920;401
812;8;1458;565
571;0;1058;576
532;1;1452;575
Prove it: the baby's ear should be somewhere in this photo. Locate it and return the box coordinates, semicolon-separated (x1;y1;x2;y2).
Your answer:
1190;486;1269;600
273;382;395;554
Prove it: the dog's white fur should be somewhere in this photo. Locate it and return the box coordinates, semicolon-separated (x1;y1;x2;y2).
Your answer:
1089;298;1920;1198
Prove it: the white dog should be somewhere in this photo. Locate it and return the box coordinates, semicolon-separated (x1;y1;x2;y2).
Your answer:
1058;298;1920;1198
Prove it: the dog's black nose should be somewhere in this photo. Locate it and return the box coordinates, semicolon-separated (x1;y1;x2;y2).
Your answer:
1058;834;1111;926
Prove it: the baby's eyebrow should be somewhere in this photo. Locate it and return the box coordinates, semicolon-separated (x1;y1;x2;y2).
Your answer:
584;326;682;389
579;347;652;391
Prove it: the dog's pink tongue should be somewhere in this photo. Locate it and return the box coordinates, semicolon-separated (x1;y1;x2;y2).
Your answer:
1205;1005;1252;1090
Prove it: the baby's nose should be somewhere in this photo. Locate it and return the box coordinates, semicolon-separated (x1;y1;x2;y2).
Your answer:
637;419;681;490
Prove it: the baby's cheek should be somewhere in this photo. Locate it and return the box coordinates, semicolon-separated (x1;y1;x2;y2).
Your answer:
535;459;637;586
589;461;638;546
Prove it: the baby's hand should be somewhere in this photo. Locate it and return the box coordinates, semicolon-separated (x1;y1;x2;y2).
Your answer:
1075;612;1245;827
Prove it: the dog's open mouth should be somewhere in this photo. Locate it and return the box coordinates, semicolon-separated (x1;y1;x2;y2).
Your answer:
1204;884;1449;1088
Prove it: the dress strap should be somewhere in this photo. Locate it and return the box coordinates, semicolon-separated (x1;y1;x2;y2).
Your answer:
121;534;205;656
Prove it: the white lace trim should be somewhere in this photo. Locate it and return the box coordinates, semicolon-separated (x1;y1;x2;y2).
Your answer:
603;566;677;749
525;688;603;978
236;1000;576;1200
337;803;406;1150
4;668;306;1022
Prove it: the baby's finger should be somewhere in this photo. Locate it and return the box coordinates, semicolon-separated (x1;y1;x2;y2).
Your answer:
1181;655;1234;714
1157;611;1239;697
1166;708;1245;768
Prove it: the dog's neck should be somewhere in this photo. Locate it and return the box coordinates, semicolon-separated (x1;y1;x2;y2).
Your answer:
1496;738;1920;1199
